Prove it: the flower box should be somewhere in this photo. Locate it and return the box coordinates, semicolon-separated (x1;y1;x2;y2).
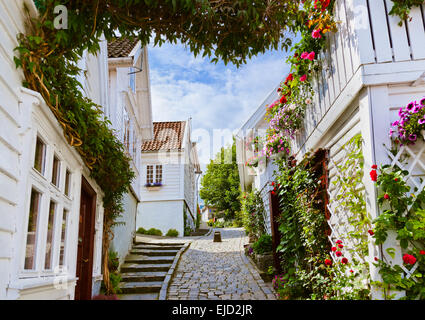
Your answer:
144;183;163;191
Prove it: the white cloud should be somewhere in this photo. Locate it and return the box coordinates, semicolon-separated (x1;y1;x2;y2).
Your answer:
148;42;291;161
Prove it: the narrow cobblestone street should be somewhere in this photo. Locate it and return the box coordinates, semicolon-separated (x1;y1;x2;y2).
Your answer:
167;228;276;300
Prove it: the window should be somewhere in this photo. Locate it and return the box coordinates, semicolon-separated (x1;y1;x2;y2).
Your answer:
34;136;46;175
25;189;42;270
59;209;69;266
64;169;71;197
44;201;57;270
146;165;154;184
146;165;163;185
123;109;130;154
51;155;60;187
155;165;163;184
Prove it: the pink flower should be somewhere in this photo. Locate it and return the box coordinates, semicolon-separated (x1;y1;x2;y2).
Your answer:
312;29;322;39
306;51;316;61
300;75;307;82
301;52;309;59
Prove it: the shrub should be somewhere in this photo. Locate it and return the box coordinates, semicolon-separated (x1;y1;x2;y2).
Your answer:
146;228;163;236
252;234;273;254
166;229;179;237
136;227;147;234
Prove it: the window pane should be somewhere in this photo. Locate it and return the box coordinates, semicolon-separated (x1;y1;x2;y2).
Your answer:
44;201;56;270
156;165;162;184
59;209;68;266
147;165;153;184
64;170;71;196
52;155;60;187
25;189;41;270
34;137;46;174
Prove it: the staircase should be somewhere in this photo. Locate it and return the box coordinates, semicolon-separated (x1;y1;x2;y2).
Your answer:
118;241;185;300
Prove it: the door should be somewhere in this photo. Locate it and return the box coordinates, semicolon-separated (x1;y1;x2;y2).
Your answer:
75;177;96;300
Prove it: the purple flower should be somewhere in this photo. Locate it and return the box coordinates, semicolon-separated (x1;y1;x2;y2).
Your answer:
420;98;425;106
419;118;425;125
392;121;399;126
409;134;417;141
407;102;415;111
399;107;404;116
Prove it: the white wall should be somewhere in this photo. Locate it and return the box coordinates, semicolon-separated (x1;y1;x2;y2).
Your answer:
137;200;184;237
111;192;137;265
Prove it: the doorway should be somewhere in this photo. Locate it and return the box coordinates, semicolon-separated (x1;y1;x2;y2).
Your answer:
75;177;96;300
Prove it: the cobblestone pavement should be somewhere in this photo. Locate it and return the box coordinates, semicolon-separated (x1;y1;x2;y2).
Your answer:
167;228;276;300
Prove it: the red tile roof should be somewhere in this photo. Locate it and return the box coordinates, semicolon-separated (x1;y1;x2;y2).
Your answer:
142;121;186;151
108;38;139;58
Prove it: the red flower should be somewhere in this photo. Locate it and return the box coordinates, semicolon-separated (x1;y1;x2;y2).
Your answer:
394;178;399;182
324;259;332;266
285;73;293;83
350;269;354;273
341;257;348;264
384;194;390;200
336;240;342;244
368;230;374;236
420;250;425;255
371;165;378;169
271;182;275;186
331;247;337;252
312;29;322;39
271;191;276;195
374;257;379;261
280;95;287;104
403;254;417;265
370;170;377;182
335;251;342;257
300;74;307;82
338;244;343;249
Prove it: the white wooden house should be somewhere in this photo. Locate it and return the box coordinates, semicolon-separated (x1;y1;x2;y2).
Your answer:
237;0;425;299
137;120;202;237
0;0;107;299
107;38;154;265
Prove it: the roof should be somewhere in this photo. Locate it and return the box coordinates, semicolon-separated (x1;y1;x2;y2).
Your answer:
108;38;139;58
142;121;186;151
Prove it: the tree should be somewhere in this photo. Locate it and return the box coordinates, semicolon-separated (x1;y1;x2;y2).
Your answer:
200;140;241;221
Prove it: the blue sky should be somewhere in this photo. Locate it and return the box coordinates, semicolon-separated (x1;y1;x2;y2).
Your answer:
147;41;292;162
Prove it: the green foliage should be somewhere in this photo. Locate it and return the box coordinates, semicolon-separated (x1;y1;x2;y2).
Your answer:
252;234;273;255
200;140;241;220
166;229;179;237
240;189;267;239
146;228;163;236
136;227;147;234
389;0;424;26
371;165;425;299
273;149;369;300
101;250;121;294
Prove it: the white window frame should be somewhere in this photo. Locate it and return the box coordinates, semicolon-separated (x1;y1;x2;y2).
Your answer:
146;164;163;185
20;131;74;278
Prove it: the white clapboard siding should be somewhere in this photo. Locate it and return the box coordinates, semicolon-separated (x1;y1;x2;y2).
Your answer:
368;0;393;63
385;0;411;62
407;5;425;60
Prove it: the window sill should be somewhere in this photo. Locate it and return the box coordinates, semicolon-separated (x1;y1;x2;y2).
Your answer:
9;275;77;291
144;185;163;191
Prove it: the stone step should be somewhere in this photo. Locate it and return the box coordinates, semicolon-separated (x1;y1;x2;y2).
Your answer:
132;244;184;251
118;293;159;300
121;271;167;282
134;241;185;247
120;263;172;273
129;249;180;256
125;255;175;264
119;281;163;294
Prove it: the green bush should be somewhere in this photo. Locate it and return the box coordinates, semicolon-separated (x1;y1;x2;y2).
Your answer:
252;234;273;254
137;227;147;234
166;229;179;237
146;228;163;236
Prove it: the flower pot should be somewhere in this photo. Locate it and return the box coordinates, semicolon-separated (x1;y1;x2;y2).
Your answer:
145;186;161;191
